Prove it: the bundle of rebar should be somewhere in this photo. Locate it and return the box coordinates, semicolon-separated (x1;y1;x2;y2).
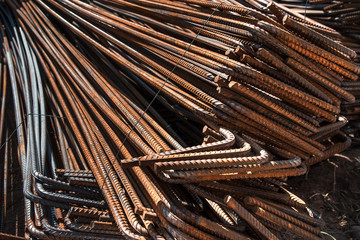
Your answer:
238;0;360;143
0;0;358;239
260;0;360;143
273;0;360;61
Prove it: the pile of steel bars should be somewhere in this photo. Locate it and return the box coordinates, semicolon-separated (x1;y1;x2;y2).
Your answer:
26;0;356;162
260;0;360;143
237;0;360;143
272;0;360;61
0;0;358;239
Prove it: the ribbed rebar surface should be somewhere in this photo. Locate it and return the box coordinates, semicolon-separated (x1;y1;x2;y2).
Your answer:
0;0;358;239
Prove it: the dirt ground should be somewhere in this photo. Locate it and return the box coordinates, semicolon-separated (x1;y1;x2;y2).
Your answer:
288;146;360;240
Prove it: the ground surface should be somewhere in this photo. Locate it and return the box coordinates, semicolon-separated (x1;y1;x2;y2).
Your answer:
288;146;360;240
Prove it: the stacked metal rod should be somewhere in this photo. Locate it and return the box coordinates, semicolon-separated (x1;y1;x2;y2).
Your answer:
258;0;360;143
28;0;356;162
272;0;360;62
0;0;357;239
0;38;8;234
0;1;326;239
